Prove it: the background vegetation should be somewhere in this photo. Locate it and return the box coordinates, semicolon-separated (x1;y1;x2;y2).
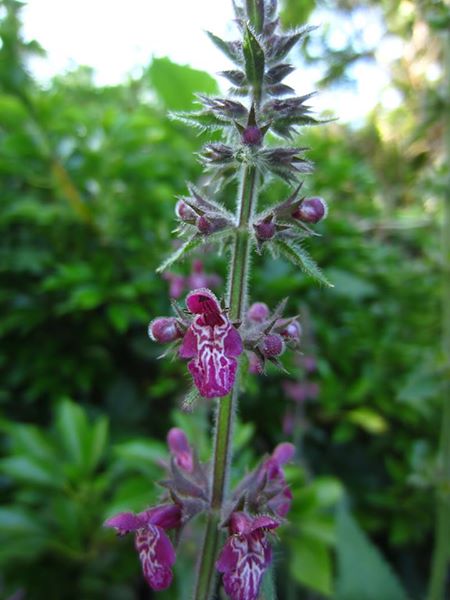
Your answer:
0;0;448;598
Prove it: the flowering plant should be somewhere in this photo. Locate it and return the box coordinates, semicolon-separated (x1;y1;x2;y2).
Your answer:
105;1;331;598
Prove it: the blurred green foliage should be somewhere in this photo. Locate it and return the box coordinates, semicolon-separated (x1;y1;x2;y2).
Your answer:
0;0;446;598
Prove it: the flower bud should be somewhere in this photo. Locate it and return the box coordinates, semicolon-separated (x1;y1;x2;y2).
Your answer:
175;199;196;222
167;427;194;473
292;197;327;224
280;319;302;342
248;302;270;323
254;218;276;241
148;317;182;343
261;333;285;357
242;126;263;146
196;215;214;234
272;442;295;465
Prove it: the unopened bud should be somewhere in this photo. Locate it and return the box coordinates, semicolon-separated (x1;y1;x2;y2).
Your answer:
242;126;263;146
261;333;285;357
280;320;302;342
148;317;182;343
272;442;295;465
292;197;327;224
175;200;196;222
167;427;194;473
254;218;276;241
197;215;214;234
248;302;270;323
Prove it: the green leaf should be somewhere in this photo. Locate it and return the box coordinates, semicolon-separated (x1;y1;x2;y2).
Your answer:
347;408;388;434
260;563;278;599
148;57;218;111
156;235;203;273
335;505;409;600
272;239;333;287
114;439;166;466
327;268;377;300
86;416;109;472
290;536;333;596
0;507;50;561
0;455;64;488
55;398;88;467
300;515;336;545
243;26;265;87
0;421;56;462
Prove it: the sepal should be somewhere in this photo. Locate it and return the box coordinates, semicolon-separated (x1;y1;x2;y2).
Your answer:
206;31;243;64
266;25;317;63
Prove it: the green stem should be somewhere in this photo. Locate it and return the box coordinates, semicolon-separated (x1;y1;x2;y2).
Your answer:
427;27;450;600
193;164;258;600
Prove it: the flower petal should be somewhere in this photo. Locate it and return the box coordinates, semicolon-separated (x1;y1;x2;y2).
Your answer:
167;428;194;472
224;325;243;357
216;535;241;573
221;535;267;600
186;288;221;315
188;353;237;398
135;525;175;591
140;504;181;530
248;515;281;534
272;442;295;465
104;512;144;534
178;327;198;359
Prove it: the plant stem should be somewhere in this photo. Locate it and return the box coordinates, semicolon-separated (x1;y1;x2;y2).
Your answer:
427;28;450;600
193;164;258;599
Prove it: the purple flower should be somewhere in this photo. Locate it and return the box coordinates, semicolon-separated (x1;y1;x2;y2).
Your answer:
179;288;243;398
260;443;295;517
163;260;221;300
292;197;327;224
163;272;186;300
247;302;270;323
187;259;221;291
105;504;181;591
217;512;280;600
167;427;194;473
242;126;263;146
148;317;183;343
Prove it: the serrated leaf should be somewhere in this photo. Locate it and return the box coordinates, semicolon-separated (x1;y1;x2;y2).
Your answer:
269;26;317;62
170;111;228;133
206;31;242;64
272;239;333;287
336;505;409;600
243;26;265;87
156;235;203;273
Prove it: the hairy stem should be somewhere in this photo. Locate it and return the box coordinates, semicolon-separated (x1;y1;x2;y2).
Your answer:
427;28;450;600
193;164;258;599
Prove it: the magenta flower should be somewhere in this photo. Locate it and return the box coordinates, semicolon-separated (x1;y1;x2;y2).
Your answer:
260;442;295;517
167;427;194;473
179;288;243;398
105;504;181;591
163;260;221;300
217;512;280;600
